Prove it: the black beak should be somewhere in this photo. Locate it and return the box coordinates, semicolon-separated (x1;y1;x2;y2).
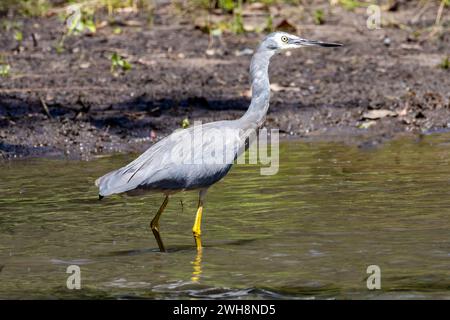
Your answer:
293;38;343;47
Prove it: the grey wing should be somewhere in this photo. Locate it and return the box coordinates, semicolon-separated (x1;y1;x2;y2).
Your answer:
95;121;244;197
95;133;172;196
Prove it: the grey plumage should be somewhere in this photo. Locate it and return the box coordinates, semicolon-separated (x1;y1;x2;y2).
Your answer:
96;121;239;196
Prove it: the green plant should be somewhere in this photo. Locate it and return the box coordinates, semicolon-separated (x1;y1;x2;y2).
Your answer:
265;14;274;32
1;20;22;32
313;9;325;25
55;42;65;53
282;0;301;4
0;0;50;16
66;8;96;36
218;0;236;12
103;0;142;15
231;11;245;34
436;0;450;25
338;0;367;11
192;0;210;10
14;30;23;42
0;64;11;77
55;6;97;53
111;52;131;74
230;0;244;34
0;0;154;17
181;118;190;129
2;21;23;47
440;56;450;70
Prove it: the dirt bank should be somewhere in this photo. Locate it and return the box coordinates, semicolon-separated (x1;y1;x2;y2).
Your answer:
0;2;449;159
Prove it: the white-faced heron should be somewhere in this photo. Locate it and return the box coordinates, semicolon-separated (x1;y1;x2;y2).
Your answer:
95;32;342;252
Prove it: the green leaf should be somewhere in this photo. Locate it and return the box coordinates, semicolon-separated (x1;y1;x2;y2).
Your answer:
181;118;190;129
313;9;325;25
121;60;131;71
111;52;131;73
440;56;450;70
84;20;96;33
0;64;11;77
218;0;235;12
14;31;23;42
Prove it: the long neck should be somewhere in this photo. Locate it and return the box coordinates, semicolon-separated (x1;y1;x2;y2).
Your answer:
239;48;274;128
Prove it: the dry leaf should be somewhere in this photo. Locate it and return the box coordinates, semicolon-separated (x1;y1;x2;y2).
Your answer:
362;109;397;120
270;83;300;92
358;121;377;129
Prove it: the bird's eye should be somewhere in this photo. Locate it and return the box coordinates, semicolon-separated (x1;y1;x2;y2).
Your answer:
281;36;288;43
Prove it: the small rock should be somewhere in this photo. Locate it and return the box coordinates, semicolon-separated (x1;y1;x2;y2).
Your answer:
235;48;254;56
398;107;409;116
80;62;90;69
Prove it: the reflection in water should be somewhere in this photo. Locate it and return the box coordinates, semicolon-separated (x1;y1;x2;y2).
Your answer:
191;248;203;283
1;133;450;299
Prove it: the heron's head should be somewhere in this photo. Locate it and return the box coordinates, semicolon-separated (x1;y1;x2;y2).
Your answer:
261;31;342;52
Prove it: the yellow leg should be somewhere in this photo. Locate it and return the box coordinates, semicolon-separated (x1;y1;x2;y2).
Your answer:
192;201;203;251
192;190;207;251
150;195;169;252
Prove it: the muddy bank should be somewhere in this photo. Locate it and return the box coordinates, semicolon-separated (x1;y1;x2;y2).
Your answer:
0;3;449;159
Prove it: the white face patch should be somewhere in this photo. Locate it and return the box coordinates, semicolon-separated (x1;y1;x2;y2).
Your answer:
273;33;301;50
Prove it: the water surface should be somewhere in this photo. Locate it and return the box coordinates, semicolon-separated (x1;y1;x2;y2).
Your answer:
1;134;449;299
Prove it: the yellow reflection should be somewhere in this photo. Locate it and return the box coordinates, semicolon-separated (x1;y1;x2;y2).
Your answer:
190;248;203;283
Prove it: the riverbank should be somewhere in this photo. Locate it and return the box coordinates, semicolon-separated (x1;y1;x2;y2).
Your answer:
0;1;449;159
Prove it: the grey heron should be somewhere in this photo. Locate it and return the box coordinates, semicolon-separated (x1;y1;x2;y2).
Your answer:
95;32;342;252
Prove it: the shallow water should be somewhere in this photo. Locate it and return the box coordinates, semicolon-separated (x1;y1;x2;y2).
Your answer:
1;133;449;299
